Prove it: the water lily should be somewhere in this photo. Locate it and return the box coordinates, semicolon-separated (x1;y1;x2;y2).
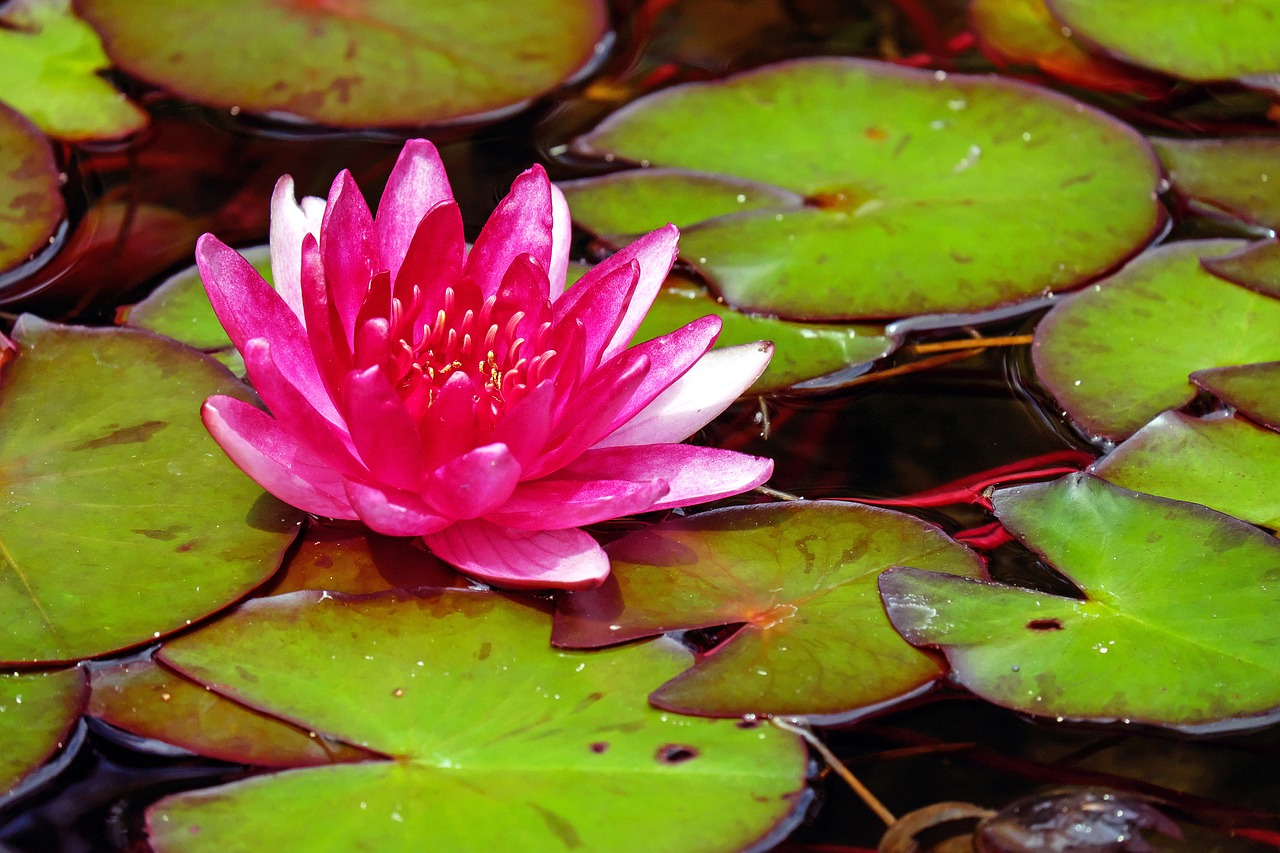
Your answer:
197;139;773;589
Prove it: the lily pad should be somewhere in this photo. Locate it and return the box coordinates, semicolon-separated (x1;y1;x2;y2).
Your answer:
1191;361;1280;431
1091;411;1280;528
0;317;302;663
264;524;466;596
0;0;147;141
1045;0;1280;82
148;590;807;851
881;473;1280;729
567;57;1162;320
89;658;374;767
1032;239;1280;440
75;0;608;128
1200;239;1280;300
0;103;64;276
970;0;1166;94
1153;137;1280;230
0;668;86;796
554;501;985;720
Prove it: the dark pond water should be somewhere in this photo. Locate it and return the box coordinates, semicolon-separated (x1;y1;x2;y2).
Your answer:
2;1;1279;851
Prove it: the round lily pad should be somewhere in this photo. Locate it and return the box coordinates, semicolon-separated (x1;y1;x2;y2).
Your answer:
554;501;985;720
149;590;807;851
89;658;374;767
75;0;608;127
567;57;1163;320
881;473;1280;729
1091;411;1280;528
1046;0;1280;81
0;668;86;796
1153;137;1280;229
1191;361;1280;431
0;103;63;276
0;0;147;141
1033;240;1280;440
0;317;302;663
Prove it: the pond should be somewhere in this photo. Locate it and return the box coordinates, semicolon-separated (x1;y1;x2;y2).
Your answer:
1;0;1279;850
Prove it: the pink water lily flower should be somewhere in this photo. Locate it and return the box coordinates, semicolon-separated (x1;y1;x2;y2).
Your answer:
197;139;773;589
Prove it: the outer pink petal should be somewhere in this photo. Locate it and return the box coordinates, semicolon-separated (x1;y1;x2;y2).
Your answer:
562;445;772;511
424;521;610;589
268;175;323;320
465;166;553;298
555;225;679;360
595;341;773;448
342;365;427;492
343;479;452;537
486;477;668;530
197;234;339;423
423;442;522;520
548;181;571;300
202;395;356;519
552;259;638;371
375;139;453;282
320;170;376;337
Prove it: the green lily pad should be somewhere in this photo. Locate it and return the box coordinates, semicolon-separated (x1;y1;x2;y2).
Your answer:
881;473;1280;729
1191;361;1280;431
567;57;1162;320
0;668;86;796
1091;411;1280;528
1153;137;1280;230
0;317;302;664
1046;0;1280;82
75;0;607;128
554;501;984;720
149;590;807;851
634;276;897;391
0;0;147;141
0;103;64;276
263;524;466;596
89;657;375;767
1033;240;1280;440
970;0;1166;94
1200;239;1280;300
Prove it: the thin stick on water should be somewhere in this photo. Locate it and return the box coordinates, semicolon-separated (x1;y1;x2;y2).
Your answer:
907;334;1034;355
755;485;802;502
771;716;897;828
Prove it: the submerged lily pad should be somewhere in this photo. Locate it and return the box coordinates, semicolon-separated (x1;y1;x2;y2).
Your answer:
1153;138;1280;229
1046;0;1280;81
89;658;374;767
554;502;984;720
0;104;63;276
0;668;86;796
567;57;1162;320
1092;411;1280;528
1033;240;1280;440
881;474;1280;729
149;591;806;851
1191;361;1280;431
75;0;607;127
0;317;301;663
0;0;147;141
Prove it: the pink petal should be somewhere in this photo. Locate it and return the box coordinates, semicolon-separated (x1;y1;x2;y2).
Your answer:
320;170;376;337
397;201;465;328
299;233;351;399
548;181;571;300
424;521;610;589
595;341;773;448
562;444;773;511
551;259;639;372
487;476;668;530
489;379;556;467
418;371;483;470
268;175;324;320
197;234;339;423
202;395;356;519
343;479;452;537
423;442;522;519
375;139;454;282
464;166;553;298
342;365;428;492
555;225;679;360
